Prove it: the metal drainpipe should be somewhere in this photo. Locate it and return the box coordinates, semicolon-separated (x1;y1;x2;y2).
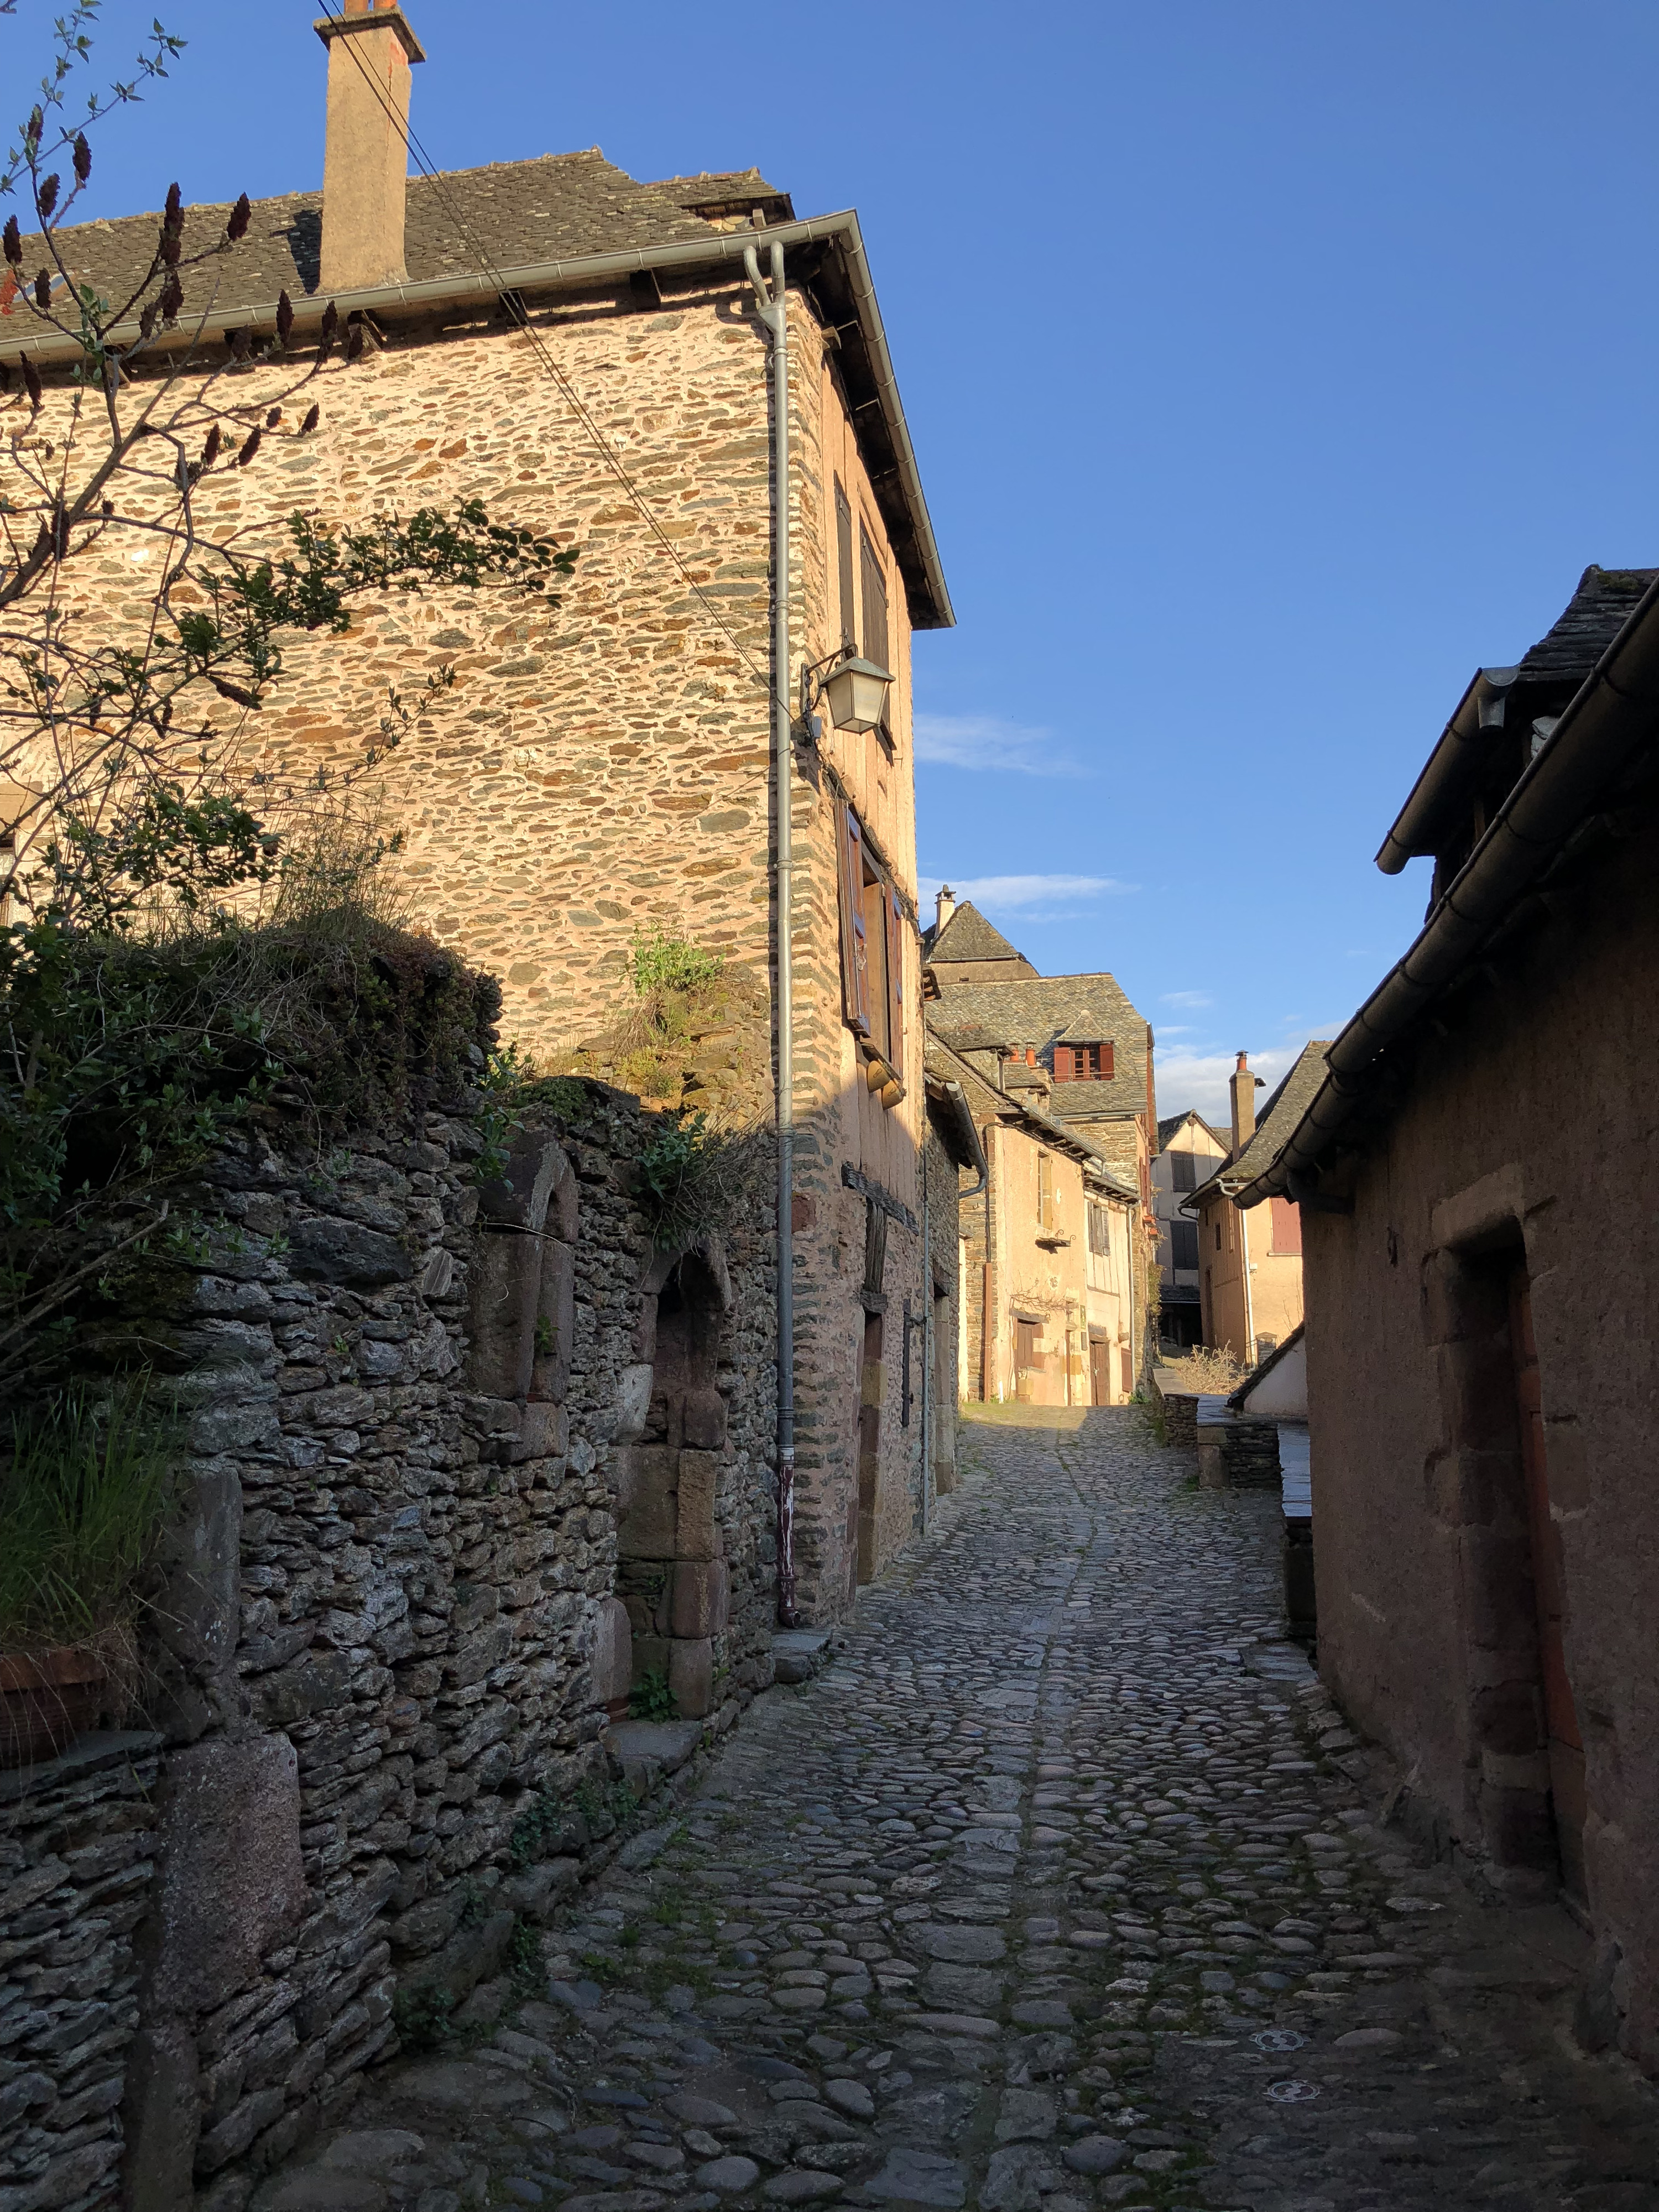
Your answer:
745;238;795;1626
1238;1201;1257;1365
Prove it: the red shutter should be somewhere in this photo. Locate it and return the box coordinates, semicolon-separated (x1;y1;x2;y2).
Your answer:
1054;1045;1074;1082
1099;1041;1115;1079
884;879;905;1074
1270;1196;1302;1255
836;802;872;1036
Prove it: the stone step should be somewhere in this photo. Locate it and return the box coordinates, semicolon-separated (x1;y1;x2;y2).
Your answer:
771;1630;834;1686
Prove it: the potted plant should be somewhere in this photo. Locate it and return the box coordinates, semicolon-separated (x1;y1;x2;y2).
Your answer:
0;1386;173;1768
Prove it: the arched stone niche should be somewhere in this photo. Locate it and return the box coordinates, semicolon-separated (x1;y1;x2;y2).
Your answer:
609;1240;734;1720
466;1125;578;1443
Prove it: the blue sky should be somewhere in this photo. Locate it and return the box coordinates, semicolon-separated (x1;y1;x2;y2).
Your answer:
18;1;1659;1123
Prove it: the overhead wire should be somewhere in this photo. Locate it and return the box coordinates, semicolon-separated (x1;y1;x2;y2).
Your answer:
317;5;781;708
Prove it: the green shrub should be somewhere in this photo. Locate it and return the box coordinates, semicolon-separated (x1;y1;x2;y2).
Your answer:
0;1384;174;1655
629;929;723;999
628;1667;677;1722
635;1112;770;1251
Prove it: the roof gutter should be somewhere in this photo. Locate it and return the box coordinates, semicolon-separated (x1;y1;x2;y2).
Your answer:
14;208;954;633
1375;664;1519;875
1240;572;1659;1204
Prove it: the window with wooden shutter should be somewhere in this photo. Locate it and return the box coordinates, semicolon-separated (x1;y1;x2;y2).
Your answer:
1015;1317;1039;1370
884;880;904;1071
1054;1041;1114;1082
835;479;855;651
859;524;890;675
836;801;872;1037
1170;1220;1199;1269
1269;1196;1303;1255
1088;1204;1110;1258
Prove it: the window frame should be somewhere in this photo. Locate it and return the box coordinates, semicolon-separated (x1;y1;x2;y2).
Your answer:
836;797;905;1101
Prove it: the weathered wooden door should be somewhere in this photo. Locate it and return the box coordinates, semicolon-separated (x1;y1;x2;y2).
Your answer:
1090;1337;1109;1406
1508;1267;1586;1900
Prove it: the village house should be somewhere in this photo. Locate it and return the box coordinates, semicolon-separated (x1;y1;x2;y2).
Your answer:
1232;563;1659;2077
1151;1109;1228;1349
11;0;957;1625
1186;1045;1327;1364
920;895;1150;1401
926;1032;1140;1407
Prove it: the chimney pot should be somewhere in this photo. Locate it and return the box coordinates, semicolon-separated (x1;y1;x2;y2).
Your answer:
935;883;956;932
314;4;425;295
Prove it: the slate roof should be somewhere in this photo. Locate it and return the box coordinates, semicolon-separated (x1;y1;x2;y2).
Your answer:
925;902;1030;967
1190;1043;1332;1206
15;152;729;320
1514;566;1658;686
927;971;1150;1131
1157;1110;1229;1152
650;171;796;227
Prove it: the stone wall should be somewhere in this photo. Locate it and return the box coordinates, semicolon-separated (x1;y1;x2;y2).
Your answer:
76;1078;777;2210
0;1734;162;2212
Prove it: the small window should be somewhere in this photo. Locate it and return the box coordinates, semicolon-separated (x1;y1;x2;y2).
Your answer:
1088;1204;1110;1258
1170;1220;1198;1270
1037;1151;1053;1232
1171;1150;1196;1192
1014;1317;1040;1369
1054;1041;1114;1081
1214;1222;1222;1252
835;479;855;651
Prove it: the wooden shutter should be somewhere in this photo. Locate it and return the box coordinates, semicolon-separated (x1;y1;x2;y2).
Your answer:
836;802;873;1036
1171;1220;1199;1269
835;479;855;650
859;524;890;674
1097;1041;1115;1079
1270;1196;1303;1255
1038;1152;1052;1230
884;879;905;1072
1053;1045;1074;1082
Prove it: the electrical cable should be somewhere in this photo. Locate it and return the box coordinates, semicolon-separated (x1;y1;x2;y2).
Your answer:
316;5;782;708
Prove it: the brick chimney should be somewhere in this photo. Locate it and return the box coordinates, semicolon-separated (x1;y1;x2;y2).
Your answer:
935;885;956;932
314;2;426;295
1230;1051;1263;1157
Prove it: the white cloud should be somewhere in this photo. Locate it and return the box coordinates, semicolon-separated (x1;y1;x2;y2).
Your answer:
921;872;1138;925
914;713;1088;776
1161;989;1214;1009
1154;1046;1300;1131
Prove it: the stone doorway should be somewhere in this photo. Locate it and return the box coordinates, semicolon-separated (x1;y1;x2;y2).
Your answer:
613;1250;731;1720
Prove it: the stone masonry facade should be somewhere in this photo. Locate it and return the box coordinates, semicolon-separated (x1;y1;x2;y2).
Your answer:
8;251;938;1626
0;1077;779;2212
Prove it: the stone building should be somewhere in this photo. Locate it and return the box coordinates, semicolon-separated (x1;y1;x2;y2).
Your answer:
1187;1046;1327;1364
922;894;1159;1380
1151;1109;1228;1348
13;0;956;1620
1232;563;1659;2077
927;1032;1140;1408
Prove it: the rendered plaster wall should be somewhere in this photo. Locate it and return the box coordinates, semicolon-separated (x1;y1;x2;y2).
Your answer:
1302;816;1659;2077
95;1081;775;2210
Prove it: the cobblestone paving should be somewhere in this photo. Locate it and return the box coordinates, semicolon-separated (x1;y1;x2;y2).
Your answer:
258;1410;1659;2212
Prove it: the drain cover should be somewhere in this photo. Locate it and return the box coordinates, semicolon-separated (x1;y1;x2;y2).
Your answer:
1266;2079;1321;2103
1251;2028;1306;2052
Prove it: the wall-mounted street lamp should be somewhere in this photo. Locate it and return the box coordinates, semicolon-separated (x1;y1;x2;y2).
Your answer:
796;646;893;741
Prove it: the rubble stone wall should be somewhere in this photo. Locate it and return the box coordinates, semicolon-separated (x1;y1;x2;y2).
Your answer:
0;1734;163;2212
82;1080;775;2211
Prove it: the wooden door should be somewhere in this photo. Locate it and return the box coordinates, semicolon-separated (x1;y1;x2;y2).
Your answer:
1508;1267;1586;1899
1090;1337;1110;1406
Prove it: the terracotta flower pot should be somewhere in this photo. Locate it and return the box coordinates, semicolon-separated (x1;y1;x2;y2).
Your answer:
0;1646;109;1769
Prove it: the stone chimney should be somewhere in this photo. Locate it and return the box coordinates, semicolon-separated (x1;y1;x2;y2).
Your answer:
314;2;425;295
935;885;956;933
1230;1051;1263;1157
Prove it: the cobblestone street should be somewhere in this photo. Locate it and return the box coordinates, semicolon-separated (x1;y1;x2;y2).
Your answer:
259;1410;1659;2212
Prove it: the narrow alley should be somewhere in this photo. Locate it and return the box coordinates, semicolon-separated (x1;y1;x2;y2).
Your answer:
259;1412;1659;2212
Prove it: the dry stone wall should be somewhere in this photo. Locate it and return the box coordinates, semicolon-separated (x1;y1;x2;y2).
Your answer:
0;1734;163;2212
0;1080;778;2212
